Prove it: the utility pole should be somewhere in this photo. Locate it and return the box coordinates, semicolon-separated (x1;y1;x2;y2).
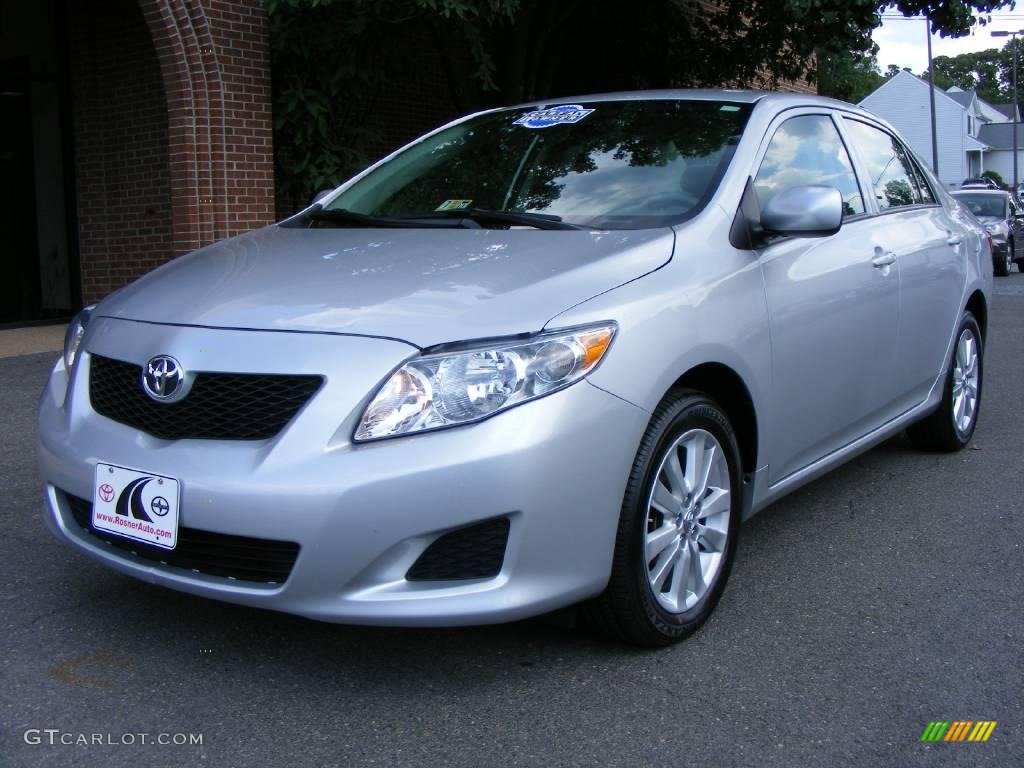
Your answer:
927;18;939;176
992;29;1024;192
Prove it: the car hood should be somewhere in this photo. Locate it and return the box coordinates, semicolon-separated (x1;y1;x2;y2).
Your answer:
977;215;1005;226
98;225;675;348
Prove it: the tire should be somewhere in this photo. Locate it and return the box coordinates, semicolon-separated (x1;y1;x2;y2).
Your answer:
995;248;1011;276
906;312;983;452
583;389;742;647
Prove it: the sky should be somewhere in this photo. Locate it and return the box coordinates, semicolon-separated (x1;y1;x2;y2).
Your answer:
874;7;1024;74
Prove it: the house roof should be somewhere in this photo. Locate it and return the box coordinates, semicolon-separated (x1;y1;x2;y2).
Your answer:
946;89;977;108
991;103;1020;121
965;134;990;152
859;70;967;112
977;122;1024;149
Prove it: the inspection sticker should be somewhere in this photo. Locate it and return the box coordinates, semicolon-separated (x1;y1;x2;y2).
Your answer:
435;199;473;211
513;104;594;129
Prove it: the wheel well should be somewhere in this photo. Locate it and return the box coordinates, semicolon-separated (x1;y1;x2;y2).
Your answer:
966;290;988;342
673;363;758;476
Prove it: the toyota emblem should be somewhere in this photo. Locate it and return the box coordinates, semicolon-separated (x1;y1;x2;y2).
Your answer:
142;355;187;402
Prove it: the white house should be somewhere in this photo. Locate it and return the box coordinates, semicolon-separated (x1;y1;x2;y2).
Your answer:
858;71;1022;188
977;122;1024;185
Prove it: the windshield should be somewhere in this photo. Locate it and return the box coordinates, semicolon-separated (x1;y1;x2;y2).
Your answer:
324;99;753;229
954;194;1007;219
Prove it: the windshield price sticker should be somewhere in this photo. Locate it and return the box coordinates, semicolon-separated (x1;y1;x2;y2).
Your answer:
513;104;595;129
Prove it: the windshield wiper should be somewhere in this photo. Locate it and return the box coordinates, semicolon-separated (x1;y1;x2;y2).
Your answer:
303;206;479;229
414;208;588;230
298;205;586;230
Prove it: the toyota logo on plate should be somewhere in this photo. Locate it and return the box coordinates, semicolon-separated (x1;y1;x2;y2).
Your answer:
142;355;187;402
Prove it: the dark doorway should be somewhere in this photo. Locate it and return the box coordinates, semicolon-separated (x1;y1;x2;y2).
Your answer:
0;2;77;326
0;56;43;323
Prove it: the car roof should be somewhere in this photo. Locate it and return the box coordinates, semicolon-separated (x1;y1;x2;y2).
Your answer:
503;88;868;114
951;189;1008;195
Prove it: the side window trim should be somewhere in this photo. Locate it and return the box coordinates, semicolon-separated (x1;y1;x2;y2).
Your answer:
904;148;939;205
834;115;880;215
894;143;926;205
827;112;874;220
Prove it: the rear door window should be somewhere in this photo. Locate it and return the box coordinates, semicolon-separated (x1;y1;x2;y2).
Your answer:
844;120;927;211
908;157;937;204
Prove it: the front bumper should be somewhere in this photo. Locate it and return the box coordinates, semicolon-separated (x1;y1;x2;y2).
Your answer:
38;318;649;625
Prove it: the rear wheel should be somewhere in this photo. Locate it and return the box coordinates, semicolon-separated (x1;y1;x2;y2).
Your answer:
906;312;983;452
584;390;742;647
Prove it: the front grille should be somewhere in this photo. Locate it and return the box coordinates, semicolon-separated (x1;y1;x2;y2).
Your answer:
406;517;510;581
89;354;322;440
64;493;300;584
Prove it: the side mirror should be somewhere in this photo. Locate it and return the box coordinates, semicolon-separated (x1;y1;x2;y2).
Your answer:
761;185;843;238
311;189;334;206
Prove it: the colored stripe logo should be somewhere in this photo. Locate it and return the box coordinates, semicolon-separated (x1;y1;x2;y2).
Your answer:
921;721;997;742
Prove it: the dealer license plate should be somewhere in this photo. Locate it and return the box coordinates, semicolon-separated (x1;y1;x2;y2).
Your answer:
92;463;180;550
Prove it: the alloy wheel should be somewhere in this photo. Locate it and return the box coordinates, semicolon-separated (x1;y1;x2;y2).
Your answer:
952;328;980;436
643;428;731;613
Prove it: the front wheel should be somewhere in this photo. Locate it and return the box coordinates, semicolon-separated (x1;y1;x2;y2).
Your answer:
906;311;983;452
584;390;742;647
995;248;1011;276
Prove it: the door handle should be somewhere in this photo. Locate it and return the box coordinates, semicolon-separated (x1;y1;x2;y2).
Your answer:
947;236;962;246
872;250;896;268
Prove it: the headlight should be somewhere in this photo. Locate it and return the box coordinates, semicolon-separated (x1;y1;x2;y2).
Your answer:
354;323;616;441
63;306;94;369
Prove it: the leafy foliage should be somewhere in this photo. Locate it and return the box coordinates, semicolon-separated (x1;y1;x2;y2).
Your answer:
817;47;886;102
884;179;915;207
981;169;1006;188
925;39;1024;106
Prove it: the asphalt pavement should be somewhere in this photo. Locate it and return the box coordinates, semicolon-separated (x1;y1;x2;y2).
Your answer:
2;280;1023;768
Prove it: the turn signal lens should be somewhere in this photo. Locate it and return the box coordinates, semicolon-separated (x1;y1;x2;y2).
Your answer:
63;305;95;369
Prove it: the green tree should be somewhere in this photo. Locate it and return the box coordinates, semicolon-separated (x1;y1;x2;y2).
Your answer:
981;169;1006;188
920;38;1024;108
884;64;913;79
927;48;1007;102
818;46;885;102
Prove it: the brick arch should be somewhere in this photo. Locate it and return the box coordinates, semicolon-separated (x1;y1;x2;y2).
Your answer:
137;0;274;259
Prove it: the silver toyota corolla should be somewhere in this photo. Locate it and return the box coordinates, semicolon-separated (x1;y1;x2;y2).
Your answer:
39;91;992;646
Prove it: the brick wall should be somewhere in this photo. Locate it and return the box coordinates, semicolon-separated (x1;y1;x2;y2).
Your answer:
70;0;173;304
139;0;275;257
71;0;275;305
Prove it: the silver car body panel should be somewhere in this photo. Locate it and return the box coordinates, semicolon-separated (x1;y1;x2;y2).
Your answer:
38;90;992;624
97;227;675;349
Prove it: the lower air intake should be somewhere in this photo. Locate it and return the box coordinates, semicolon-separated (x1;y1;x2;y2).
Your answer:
62;492;300;585
406;517;511;581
